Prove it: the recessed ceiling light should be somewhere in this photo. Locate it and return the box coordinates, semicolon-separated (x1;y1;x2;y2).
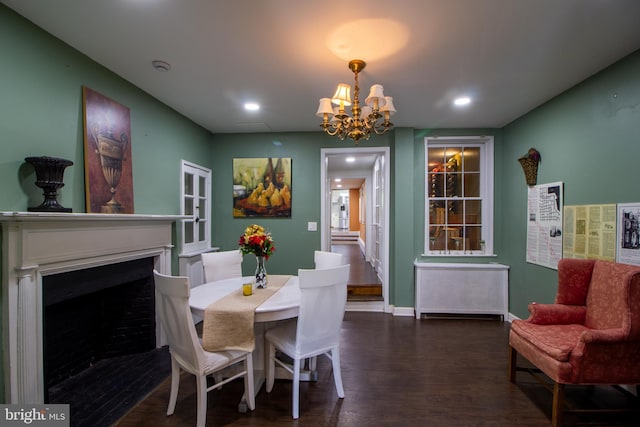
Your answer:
335;178;342;182
346;157;356;163
336;184;343;188
454;96;471;106
244;102;260;111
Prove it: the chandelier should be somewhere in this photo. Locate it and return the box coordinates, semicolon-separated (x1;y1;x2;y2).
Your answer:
316;59;396;145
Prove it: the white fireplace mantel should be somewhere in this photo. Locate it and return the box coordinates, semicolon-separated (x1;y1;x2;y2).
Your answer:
1;212;186;404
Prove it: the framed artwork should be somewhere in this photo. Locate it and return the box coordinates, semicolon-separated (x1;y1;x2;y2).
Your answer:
563;204;616;261
617;203;640;266
82;86;134;213
233;157;291;218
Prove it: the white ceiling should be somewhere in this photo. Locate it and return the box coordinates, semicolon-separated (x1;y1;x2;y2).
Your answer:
327;153;377;190
4;0;640;187
4;0;640;133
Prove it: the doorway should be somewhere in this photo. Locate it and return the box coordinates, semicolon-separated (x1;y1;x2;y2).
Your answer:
321;147;390;312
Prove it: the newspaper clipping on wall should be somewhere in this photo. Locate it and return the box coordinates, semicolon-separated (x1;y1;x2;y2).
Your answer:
617;203;640;266
563;204;616;261
526;182;563;270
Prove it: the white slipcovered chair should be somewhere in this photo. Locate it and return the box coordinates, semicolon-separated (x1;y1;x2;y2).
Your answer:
265;264;350;419
313;250;345;269
307;250;346;370
153;270;255;427
201;250;242;283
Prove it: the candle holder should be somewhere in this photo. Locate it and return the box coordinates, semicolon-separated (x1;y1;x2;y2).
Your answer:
25;156;73;212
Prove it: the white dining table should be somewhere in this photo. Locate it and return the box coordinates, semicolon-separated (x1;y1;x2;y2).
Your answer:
189;275;300;322
189;275;311;410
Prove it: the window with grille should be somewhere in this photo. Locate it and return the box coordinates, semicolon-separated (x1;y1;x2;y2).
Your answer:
424;136;494;255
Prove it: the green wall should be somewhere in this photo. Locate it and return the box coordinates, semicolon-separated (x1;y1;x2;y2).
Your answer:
501;49;640;319
0;5;213;214
0;5;213;403
207;132;394;275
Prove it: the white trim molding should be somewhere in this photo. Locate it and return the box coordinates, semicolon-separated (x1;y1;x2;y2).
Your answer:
0;212;185;404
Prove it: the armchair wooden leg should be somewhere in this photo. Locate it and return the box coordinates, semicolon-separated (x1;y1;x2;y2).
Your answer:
551;382;565;427
508;346;517;383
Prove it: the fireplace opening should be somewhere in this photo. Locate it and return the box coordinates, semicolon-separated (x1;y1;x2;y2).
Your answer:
43;257;156;394
42;257;170;426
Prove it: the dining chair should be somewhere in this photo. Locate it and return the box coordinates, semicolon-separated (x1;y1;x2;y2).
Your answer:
201;249;242;283
307;250;347;371
153;270;255;427
265;264;350;419
314;250;345;269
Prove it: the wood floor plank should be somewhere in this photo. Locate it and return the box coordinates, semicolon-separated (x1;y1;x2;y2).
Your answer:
114;313;640;427
331;244;380;286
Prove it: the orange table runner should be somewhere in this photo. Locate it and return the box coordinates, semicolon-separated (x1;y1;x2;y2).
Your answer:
202;275;292;352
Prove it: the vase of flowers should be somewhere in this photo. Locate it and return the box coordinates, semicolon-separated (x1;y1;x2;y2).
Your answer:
254;255;267;289
238;224;275;288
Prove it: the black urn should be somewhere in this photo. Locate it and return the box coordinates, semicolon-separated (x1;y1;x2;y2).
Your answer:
25;156;73;212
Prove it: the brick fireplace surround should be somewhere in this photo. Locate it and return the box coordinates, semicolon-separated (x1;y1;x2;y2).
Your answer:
0;212;184;404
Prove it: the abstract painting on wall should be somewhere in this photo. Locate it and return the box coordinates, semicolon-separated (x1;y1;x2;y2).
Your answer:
232;157;291;218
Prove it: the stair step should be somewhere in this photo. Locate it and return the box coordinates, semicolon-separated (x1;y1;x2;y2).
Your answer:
347;284;382;296
347;294;384;302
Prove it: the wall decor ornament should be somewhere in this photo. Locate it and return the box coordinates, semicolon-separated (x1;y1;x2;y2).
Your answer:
233;157;291;218
82;86;134;213
24;156;73;212
518;147;541;186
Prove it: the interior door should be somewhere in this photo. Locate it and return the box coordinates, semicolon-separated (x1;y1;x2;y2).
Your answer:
372;156;383;276
181;160;211;254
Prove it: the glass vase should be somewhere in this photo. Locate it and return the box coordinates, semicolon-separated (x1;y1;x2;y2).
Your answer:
255;255;267;289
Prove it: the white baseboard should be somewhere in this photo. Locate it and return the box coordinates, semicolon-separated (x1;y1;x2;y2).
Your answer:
507;312;520;323
346;300;384;312
392;306;415;317
345;304;415;316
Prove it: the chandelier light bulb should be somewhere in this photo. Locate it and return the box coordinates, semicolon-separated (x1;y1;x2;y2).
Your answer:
380;97;396;115
331;84;352;107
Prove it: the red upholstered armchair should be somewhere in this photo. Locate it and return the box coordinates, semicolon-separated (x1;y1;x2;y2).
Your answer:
509;258;640;427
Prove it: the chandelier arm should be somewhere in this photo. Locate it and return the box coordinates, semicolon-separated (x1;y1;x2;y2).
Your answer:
322;119;348;137
361;115;377;131
322;126;341;137
372;120;393;135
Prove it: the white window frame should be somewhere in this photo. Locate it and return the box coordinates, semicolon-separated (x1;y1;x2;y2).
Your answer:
423;136;494;256
180;160;212;254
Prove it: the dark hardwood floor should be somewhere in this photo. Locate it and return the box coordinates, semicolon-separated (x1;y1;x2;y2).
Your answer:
331;243;383;301
114;314;640;427
331;244;380;286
